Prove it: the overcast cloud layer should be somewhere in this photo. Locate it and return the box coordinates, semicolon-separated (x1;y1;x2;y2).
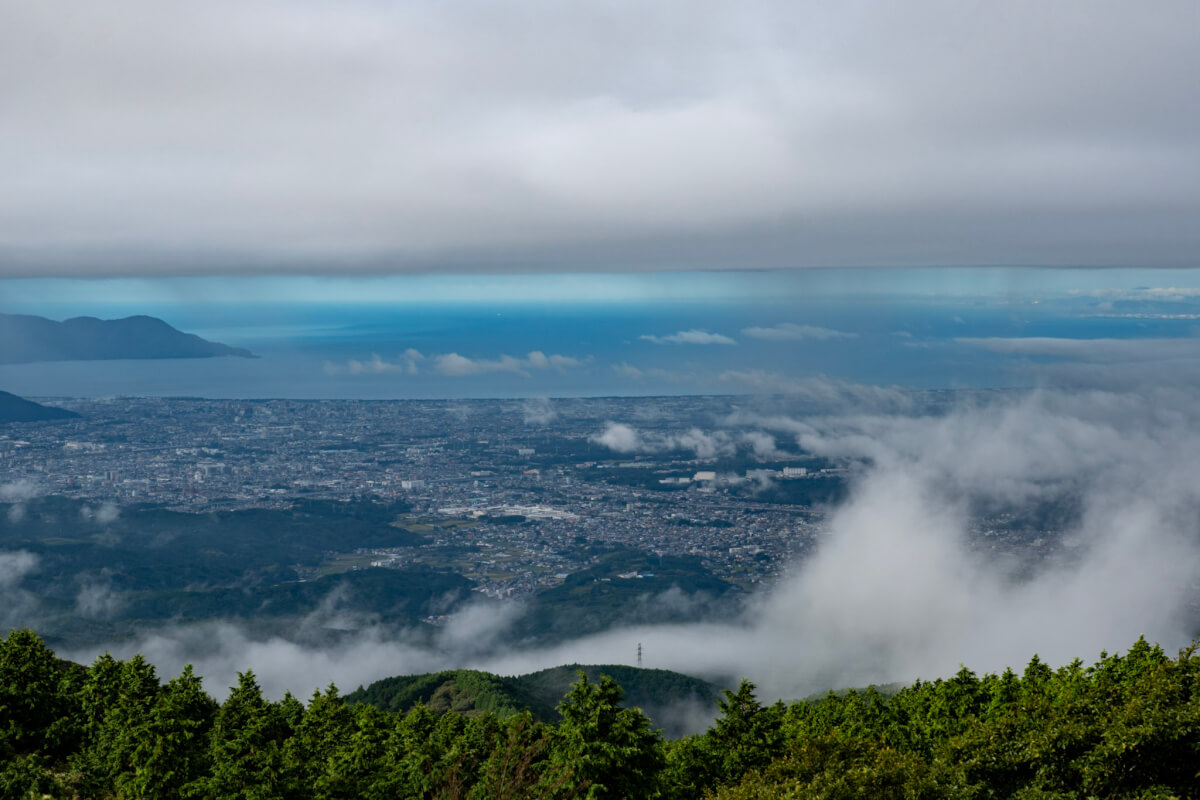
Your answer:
2;0;1199;276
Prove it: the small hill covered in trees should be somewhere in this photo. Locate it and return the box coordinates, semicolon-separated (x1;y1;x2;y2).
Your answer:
1;629;1199;799
345;663;727;736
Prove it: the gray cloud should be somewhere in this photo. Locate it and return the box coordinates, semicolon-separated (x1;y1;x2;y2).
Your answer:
719;371;913;410
0;550;41;629
0;550;38;590
75;570;127;620
80;501;121;526
0;479;39;503
1069;287;1200;301
958;336;1200;363
4;0;1198;276
741;323;857;341
519;396;558;425
1;480;40;525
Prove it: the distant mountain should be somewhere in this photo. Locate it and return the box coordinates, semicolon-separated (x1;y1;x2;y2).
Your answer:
345;663;728;737
0;313;254;363
0;390;79;423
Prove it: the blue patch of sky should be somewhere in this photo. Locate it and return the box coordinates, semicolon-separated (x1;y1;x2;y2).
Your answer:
2;268;1200;399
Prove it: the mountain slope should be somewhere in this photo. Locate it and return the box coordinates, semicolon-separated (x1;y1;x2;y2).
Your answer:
0;313;254;363
0;390;79;423
346;662;728;736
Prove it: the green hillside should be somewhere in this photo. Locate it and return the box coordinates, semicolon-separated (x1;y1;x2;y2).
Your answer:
344;669;536;720
345;662;728;737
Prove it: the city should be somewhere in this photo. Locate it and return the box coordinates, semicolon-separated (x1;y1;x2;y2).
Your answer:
1;395;1062;604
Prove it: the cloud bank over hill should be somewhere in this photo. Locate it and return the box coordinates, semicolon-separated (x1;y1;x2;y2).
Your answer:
57;383;1200;707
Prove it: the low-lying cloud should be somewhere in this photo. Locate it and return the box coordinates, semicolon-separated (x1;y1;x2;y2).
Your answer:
641;329;737;346
519;396;558;426
958;336;1200;363
590;422;752;460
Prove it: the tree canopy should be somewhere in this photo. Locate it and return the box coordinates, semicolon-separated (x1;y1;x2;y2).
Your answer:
1;628;1198;799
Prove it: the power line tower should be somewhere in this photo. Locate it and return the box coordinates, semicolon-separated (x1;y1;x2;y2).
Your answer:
636;642;643;668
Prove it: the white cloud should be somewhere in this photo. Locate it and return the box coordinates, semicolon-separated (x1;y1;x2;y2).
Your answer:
591;421;777;460
590;422;642;453
641;329;736;345
741;323;857;341
434;350;582;377
325;349;425;375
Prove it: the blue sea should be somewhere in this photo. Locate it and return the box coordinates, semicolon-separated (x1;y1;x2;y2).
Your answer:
2;269;1198;399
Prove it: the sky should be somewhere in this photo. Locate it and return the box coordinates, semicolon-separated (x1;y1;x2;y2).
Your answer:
2;0;1199;277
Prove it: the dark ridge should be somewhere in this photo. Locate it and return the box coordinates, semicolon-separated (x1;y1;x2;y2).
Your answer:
0;390;80;423
0;313;255;363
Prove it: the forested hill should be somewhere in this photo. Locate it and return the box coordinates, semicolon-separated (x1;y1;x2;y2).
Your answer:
0;390;79;423
3;630;1199;799
0;313;254;363
345;663;727;736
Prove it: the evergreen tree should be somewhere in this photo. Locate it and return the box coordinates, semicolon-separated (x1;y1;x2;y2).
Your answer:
708;680;783;780
102;655;162;790
553;672;665;800
283;684;354;799
121;665;217;799
471;712;577;800
206;671;287;800
0;628;68;757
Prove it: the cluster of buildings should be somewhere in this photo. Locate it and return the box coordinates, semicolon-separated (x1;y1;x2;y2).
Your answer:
0;394;1056;597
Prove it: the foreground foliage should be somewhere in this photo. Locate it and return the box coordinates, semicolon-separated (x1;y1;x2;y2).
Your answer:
1;629;1198;799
